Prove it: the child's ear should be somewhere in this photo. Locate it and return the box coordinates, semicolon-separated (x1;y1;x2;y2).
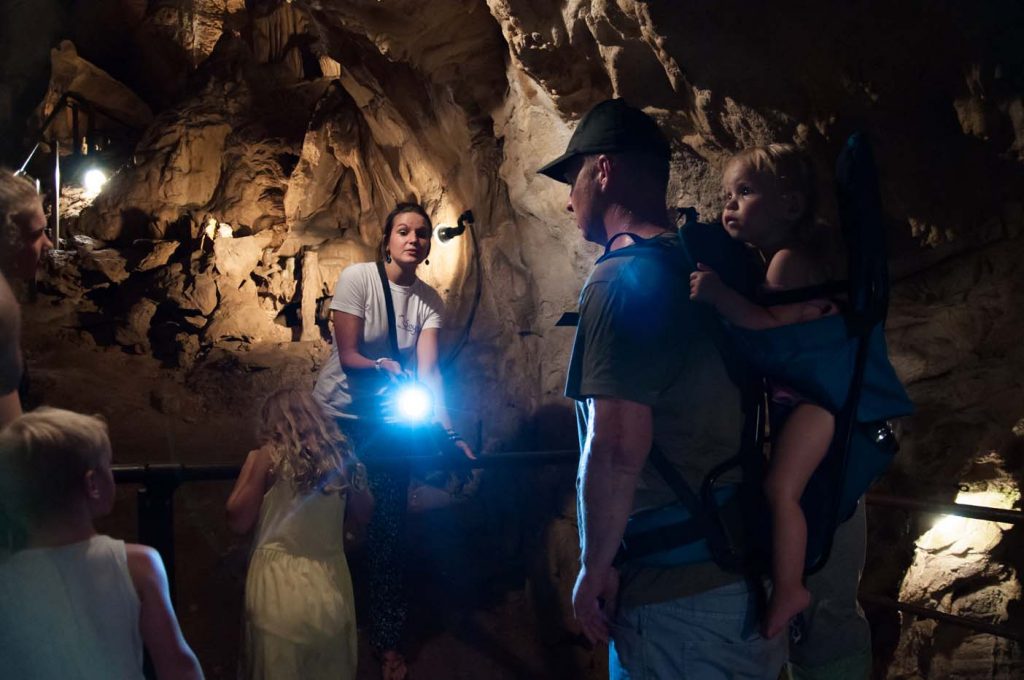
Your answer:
84;469;101;500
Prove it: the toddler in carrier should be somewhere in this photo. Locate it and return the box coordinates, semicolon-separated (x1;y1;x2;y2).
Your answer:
690;144;840;638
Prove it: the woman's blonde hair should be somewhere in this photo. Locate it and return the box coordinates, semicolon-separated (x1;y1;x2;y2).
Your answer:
0;407;111;523
259;389;356;495
0;170;42;268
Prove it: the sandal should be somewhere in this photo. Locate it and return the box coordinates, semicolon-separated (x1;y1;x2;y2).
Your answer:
380;650;408;680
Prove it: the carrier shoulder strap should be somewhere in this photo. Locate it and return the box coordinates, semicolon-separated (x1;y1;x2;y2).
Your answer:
375;261;402;367
601;231;748;569
646;446;726;548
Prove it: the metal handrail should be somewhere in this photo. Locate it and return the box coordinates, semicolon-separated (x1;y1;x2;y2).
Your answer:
860;491;1024;643
863;492;1022;525
111;453;1024;643
111;449;579;484
858;593;1023;643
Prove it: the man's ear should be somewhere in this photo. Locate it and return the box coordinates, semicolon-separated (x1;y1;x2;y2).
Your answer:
594;154;613;191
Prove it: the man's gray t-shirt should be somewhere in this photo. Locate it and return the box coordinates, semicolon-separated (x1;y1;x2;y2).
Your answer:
565;236;745;607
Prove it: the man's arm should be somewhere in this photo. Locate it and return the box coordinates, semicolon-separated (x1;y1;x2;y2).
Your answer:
573;396;653;644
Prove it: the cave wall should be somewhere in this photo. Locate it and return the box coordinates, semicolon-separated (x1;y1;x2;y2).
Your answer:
8;1;1024;677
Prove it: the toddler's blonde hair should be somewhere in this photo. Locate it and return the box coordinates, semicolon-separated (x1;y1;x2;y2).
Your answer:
726;144;839;272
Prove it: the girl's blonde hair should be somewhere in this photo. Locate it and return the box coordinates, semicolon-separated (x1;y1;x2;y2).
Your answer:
259;389;356;495
0;407;111;523
727;144;839;272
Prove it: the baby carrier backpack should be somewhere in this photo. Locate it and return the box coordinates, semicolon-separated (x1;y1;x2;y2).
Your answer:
604;133;914;575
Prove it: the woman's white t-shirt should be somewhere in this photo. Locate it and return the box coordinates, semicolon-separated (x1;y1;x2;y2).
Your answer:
313;262;443;419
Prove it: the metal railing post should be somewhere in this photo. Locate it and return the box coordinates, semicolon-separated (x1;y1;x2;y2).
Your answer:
136;465;184;602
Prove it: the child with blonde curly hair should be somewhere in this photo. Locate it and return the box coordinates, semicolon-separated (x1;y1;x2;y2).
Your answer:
690;143;840;639
227;389;372;680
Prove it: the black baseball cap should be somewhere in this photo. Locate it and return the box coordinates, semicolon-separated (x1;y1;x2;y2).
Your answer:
537;98;670;184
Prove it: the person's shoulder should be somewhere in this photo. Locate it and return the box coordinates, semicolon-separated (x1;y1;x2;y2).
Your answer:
598;241;688;295
767;247;825;289
588;247;645;286
342;261;377;280
125;543;162;570
125;543;166;591
334;262;376;296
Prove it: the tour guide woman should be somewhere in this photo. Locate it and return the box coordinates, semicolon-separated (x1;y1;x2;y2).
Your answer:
313;201;474;680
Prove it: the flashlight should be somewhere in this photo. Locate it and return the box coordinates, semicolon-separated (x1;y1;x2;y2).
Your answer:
389;381;434;423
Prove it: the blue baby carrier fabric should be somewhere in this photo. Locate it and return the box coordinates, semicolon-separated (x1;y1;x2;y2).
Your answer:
729;321;912;424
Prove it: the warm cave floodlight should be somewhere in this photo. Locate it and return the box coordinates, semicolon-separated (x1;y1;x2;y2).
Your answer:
83;167;108;198
435;209;474;243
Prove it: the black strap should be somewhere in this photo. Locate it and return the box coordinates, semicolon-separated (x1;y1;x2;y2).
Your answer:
606;230;753;570
375;261;401;367
647;446;706;518
615;511;706;566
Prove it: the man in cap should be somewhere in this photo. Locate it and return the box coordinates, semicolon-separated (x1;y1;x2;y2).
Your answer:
539;98;787;678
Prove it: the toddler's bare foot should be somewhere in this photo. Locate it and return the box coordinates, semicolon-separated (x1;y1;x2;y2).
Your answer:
761;585;811;639
380;650;408;680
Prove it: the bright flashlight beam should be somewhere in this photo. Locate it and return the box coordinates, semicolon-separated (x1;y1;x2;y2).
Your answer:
395;384;433;422
83;168;108;198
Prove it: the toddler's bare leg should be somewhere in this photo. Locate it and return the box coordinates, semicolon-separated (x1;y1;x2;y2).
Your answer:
762;402;834;638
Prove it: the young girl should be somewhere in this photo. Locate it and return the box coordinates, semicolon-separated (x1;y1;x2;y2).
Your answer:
227;389;372;680
0;407;203;679
689;144;838;639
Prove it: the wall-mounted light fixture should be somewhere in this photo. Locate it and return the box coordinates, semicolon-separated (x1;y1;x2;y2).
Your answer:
435;209;474;243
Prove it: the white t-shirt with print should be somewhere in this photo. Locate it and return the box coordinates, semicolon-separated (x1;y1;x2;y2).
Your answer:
313;262;443;419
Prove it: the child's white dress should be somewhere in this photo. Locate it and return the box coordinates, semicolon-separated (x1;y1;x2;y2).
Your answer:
241;472;356;680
